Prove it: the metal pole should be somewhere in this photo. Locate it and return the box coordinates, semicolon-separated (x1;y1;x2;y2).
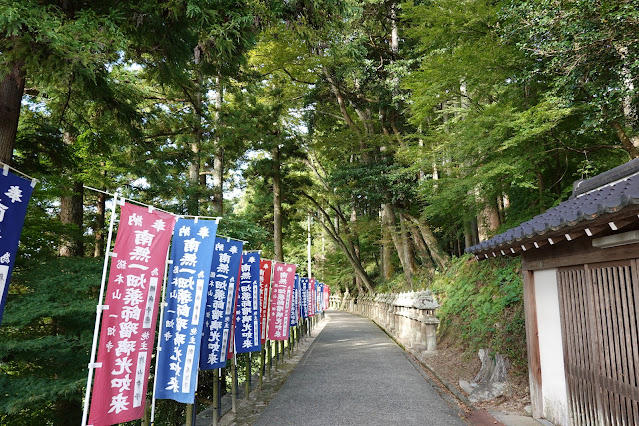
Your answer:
267;340;272;379
231;352;237;413
212;369;219;426
259;347;265;389
81;193;119;426
245;353;250;400
150;253;175;424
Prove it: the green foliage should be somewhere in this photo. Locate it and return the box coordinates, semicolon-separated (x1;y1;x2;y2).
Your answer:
502;0;639;132
430;255;527;372
0;257;103;425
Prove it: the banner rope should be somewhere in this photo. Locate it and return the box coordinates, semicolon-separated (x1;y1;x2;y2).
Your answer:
82;186;254;244
0;161;39;187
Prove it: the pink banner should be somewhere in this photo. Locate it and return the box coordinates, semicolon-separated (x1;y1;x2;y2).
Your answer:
259;260;272;343
89;203;175;426
267;262;296;340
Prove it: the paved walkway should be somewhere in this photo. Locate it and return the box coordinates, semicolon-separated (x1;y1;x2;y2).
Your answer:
254;311;466;425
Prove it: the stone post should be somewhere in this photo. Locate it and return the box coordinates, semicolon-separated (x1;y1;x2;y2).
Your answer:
422;316;439;353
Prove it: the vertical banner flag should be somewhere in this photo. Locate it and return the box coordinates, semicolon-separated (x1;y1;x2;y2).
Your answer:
308;278;316;317
317;282;323;314
155;218;218;403
0;171;34;327
324;285;330;310
259;260;272;344
267;262;297;340
289;274;300;327
235;252;261;353
299;277;308;320
88;203;175;426
200;238;243;370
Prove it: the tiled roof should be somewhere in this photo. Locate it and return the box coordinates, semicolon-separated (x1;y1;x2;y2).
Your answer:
466;159;639;255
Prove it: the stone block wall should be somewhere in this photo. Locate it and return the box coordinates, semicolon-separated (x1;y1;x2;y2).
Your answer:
339;291;440;353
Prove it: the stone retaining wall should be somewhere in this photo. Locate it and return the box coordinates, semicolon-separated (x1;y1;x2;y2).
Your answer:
338;291;440;353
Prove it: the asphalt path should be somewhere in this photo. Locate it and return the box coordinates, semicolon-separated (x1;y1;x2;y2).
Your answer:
254;310;466;425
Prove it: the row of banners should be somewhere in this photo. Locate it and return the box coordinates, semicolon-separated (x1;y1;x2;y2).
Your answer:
85;203;331;425
0;170;331;426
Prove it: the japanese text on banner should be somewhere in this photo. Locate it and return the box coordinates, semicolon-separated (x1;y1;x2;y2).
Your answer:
155;218;218;403
88;203;175;426
299;277;308;320
258;260;272;344
235;253;261;353
308;278;316;317
200;238;243;370
289;274;300;327
266;262;296;341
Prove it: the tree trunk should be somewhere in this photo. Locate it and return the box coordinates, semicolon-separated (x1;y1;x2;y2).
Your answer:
188;68;204;216
211;75;224;215
0;60;25;164
477;198;501;241
304;193;376;293
382;203;408;275
272;145;283;261
463;218;479;251
323;67;360;134
94;190;106;258
353;276;363;296
212;148;224;215
610;121;639;159
616;44;639;153
380;204;395;280
188;142;200;215
398;214;416;287
401;212;449;269
408;222;435;270
59;181;84;257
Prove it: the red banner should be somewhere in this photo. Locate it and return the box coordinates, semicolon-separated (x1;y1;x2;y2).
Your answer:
89;203;175;426
267;262;296;340
324;285;330;310
259;260;272;343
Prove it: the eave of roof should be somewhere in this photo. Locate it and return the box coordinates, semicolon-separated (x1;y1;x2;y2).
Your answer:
466;159;639;259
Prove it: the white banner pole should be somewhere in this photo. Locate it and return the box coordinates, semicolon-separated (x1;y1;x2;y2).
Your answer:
81;193;119;426
150;251;174;424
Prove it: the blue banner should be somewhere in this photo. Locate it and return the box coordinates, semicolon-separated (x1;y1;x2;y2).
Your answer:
317;282;324;313
155;219;218;403
0;171;34;327
235;252;261;353
200;238;244;369
316;281;323;313
290;274;300;327
299;277;308;320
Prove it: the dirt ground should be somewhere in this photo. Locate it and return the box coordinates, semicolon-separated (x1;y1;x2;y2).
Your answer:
422;340;532;416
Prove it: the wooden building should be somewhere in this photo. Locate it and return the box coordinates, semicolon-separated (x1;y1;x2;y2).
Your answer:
467;159;639;425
